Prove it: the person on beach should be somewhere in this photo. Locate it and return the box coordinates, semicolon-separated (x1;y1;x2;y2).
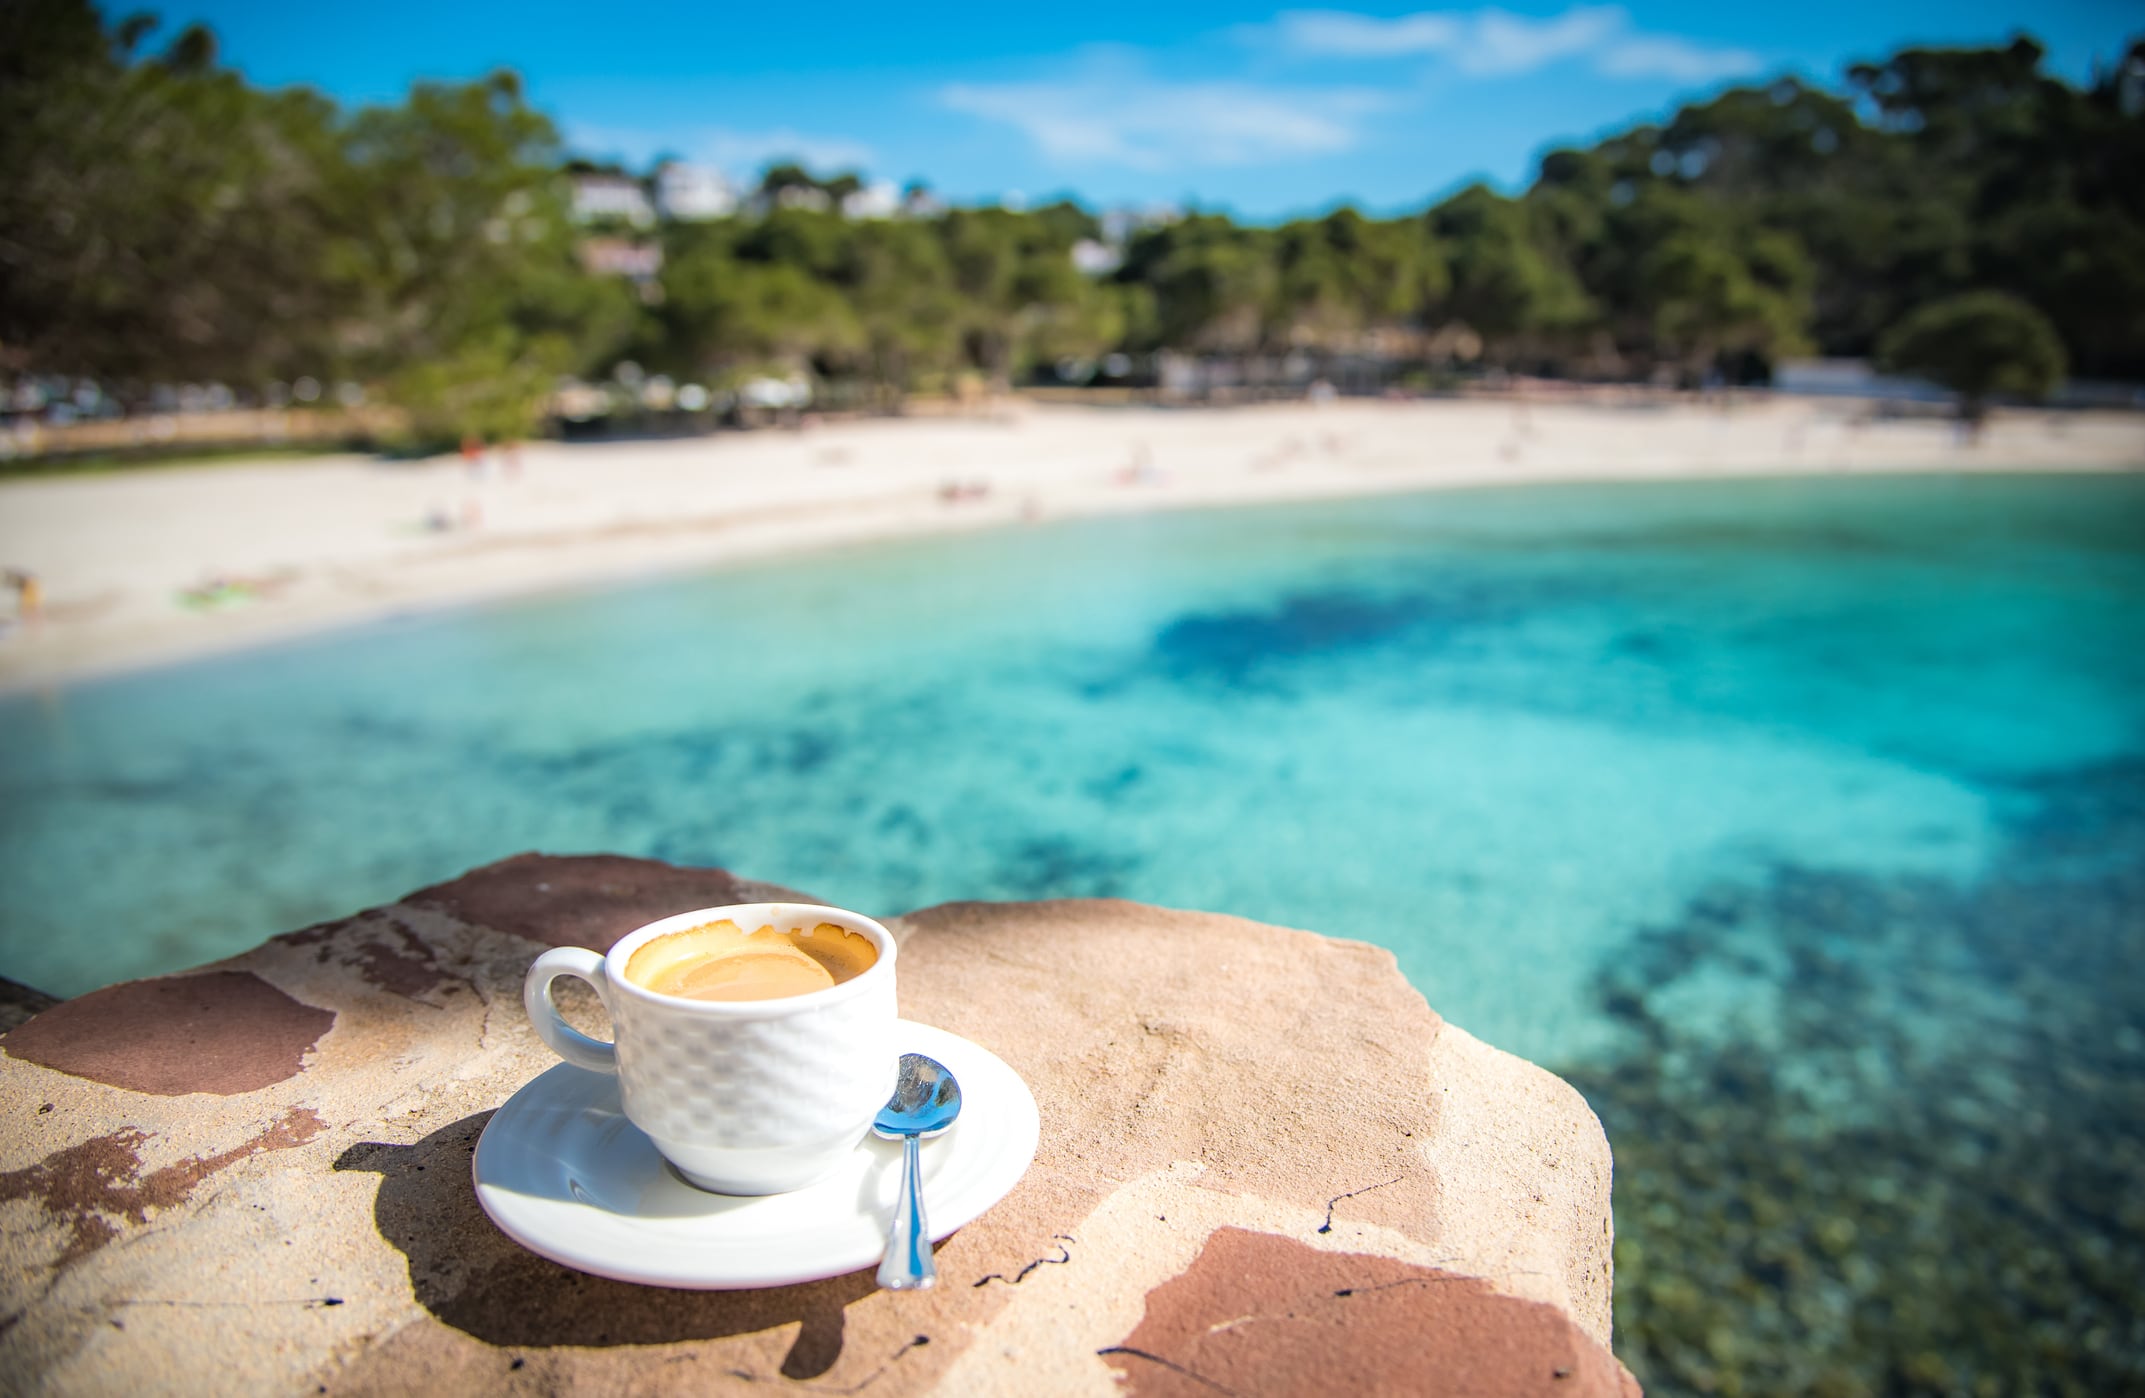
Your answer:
5;570;40;630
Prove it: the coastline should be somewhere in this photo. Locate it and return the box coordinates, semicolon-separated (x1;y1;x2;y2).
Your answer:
3;395;2141;695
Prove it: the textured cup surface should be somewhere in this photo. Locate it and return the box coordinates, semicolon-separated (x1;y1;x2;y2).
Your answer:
524;903;899;1195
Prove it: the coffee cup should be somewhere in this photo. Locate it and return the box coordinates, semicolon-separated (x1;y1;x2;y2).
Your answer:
523;903;899;1195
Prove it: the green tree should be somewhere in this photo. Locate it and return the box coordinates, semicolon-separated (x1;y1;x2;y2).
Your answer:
1271;208;1448;349
0;2;638;444
1875;291;2067;419
1639;232;1811;379
843;219;962;399
1116;215;1274;354
1589;186;1812;378
934;205;1105;384
1427;186;1592;362
936;207;1023;383
657;229;860;382
0;1;346;388
331;72;638;447
8;5;2141;431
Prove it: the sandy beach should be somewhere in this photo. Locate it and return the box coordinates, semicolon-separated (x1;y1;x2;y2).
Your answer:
2;395;2140;692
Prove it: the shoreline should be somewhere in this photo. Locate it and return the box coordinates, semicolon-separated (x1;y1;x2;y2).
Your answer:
3;396;2141;695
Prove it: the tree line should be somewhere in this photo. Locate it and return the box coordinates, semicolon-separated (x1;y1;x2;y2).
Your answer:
3;0;2140;445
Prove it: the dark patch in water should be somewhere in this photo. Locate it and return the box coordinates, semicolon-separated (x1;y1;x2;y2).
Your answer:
875;805;932;845
990;836;1140;901
519;747;614;778
664;733;733;786
512;729;730;786
1542;519;1907;559
772;731;837;776
1150;588;1431;687
645;834;730;870
65;774;205;803
1084;765;1145;802
1563;757;2145;1395
337;712;432;746
1996;755;2145;863
501;723;848;792
1611;629;1669;660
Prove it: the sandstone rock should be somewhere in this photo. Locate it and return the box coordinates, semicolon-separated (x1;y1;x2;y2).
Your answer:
0;854;1632;1395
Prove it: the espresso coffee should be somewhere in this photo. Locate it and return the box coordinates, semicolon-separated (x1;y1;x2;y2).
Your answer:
625;918;879;1002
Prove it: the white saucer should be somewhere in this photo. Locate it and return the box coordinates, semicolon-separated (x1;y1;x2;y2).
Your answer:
473;1019;1039;1289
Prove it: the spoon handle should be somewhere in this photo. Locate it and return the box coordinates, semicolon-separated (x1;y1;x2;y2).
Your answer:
877;1131;935;1290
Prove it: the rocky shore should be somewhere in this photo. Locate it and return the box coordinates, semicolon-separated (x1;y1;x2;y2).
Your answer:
0;854;1635;1394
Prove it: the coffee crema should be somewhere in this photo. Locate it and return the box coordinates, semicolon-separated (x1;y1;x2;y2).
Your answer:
625;919;878;1002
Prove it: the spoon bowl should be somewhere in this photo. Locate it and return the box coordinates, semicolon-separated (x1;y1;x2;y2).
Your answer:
875;1053;963;1139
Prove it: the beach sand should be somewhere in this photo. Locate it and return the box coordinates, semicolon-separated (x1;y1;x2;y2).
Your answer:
2;395;2140;692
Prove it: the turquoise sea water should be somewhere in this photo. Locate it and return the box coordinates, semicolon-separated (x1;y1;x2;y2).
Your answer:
3;473;2143;1388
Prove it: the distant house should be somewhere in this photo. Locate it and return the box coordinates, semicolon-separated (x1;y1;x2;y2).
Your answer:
656;162;737;221
899;185;945;219
578;237;663;280
1776;356;2136;409
570;172;655;229
841;180;901;220
1071;239;1122;276
1773;358;1948;403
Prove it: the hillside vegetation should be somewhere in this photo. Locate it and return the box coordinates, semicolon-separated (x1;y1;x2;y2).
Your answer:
4;1;2140;445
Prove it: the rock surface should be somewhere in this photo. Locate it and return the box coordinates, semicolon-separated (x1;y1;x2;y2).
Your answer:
0;854;1632;1395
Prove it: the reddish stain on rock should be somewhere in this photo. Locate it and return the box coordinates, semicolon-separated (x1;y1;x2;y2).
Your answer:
1106;1227;1640;1398
0;1107;324;1264
1;971;335;1095
279;916;450;1000
406;852;814;952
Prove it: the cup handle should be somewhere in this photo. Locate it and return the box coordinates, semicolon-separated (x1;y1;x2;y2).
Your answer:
523;947;618;1074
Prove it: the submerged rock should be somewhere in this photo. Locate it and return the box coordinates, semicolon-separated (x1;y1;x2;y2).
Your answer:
1565;756;2145;1395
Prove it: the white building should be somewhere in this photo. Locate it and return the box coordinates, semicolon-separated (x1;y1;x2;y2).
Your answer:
840;180;900;220
569;173;655;228
655;162;738;221
577;237;663;280
1071;239;1122;276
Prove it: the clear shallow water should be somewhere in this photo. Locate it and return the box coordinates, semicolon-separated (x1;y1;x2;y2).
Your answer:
2;476;2135;1040
4;473;2144;1388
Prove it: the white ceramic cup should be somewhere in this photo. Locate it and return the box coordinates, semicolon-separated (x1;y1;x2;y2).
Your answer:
523;902;899;1195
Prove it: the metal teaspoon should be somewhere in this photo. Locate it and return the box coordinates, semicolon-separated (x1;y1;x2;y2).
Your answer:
873;1053;963;1289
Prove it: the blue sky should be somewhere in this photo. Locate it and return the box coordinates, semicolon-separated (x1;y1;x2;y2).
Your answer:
163;1;2140;218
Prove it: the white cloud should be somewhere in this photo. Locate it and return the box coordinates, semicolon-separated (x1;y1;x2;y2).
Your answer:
1271;10;1464;56
1462;6;1624;74
940;64;1385;172
1594;34;1763;82
1268;6;1762;83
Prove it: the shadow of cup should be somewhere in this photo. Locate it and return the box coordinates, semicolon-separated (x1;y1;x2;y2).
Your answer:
334;1112;878;1378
